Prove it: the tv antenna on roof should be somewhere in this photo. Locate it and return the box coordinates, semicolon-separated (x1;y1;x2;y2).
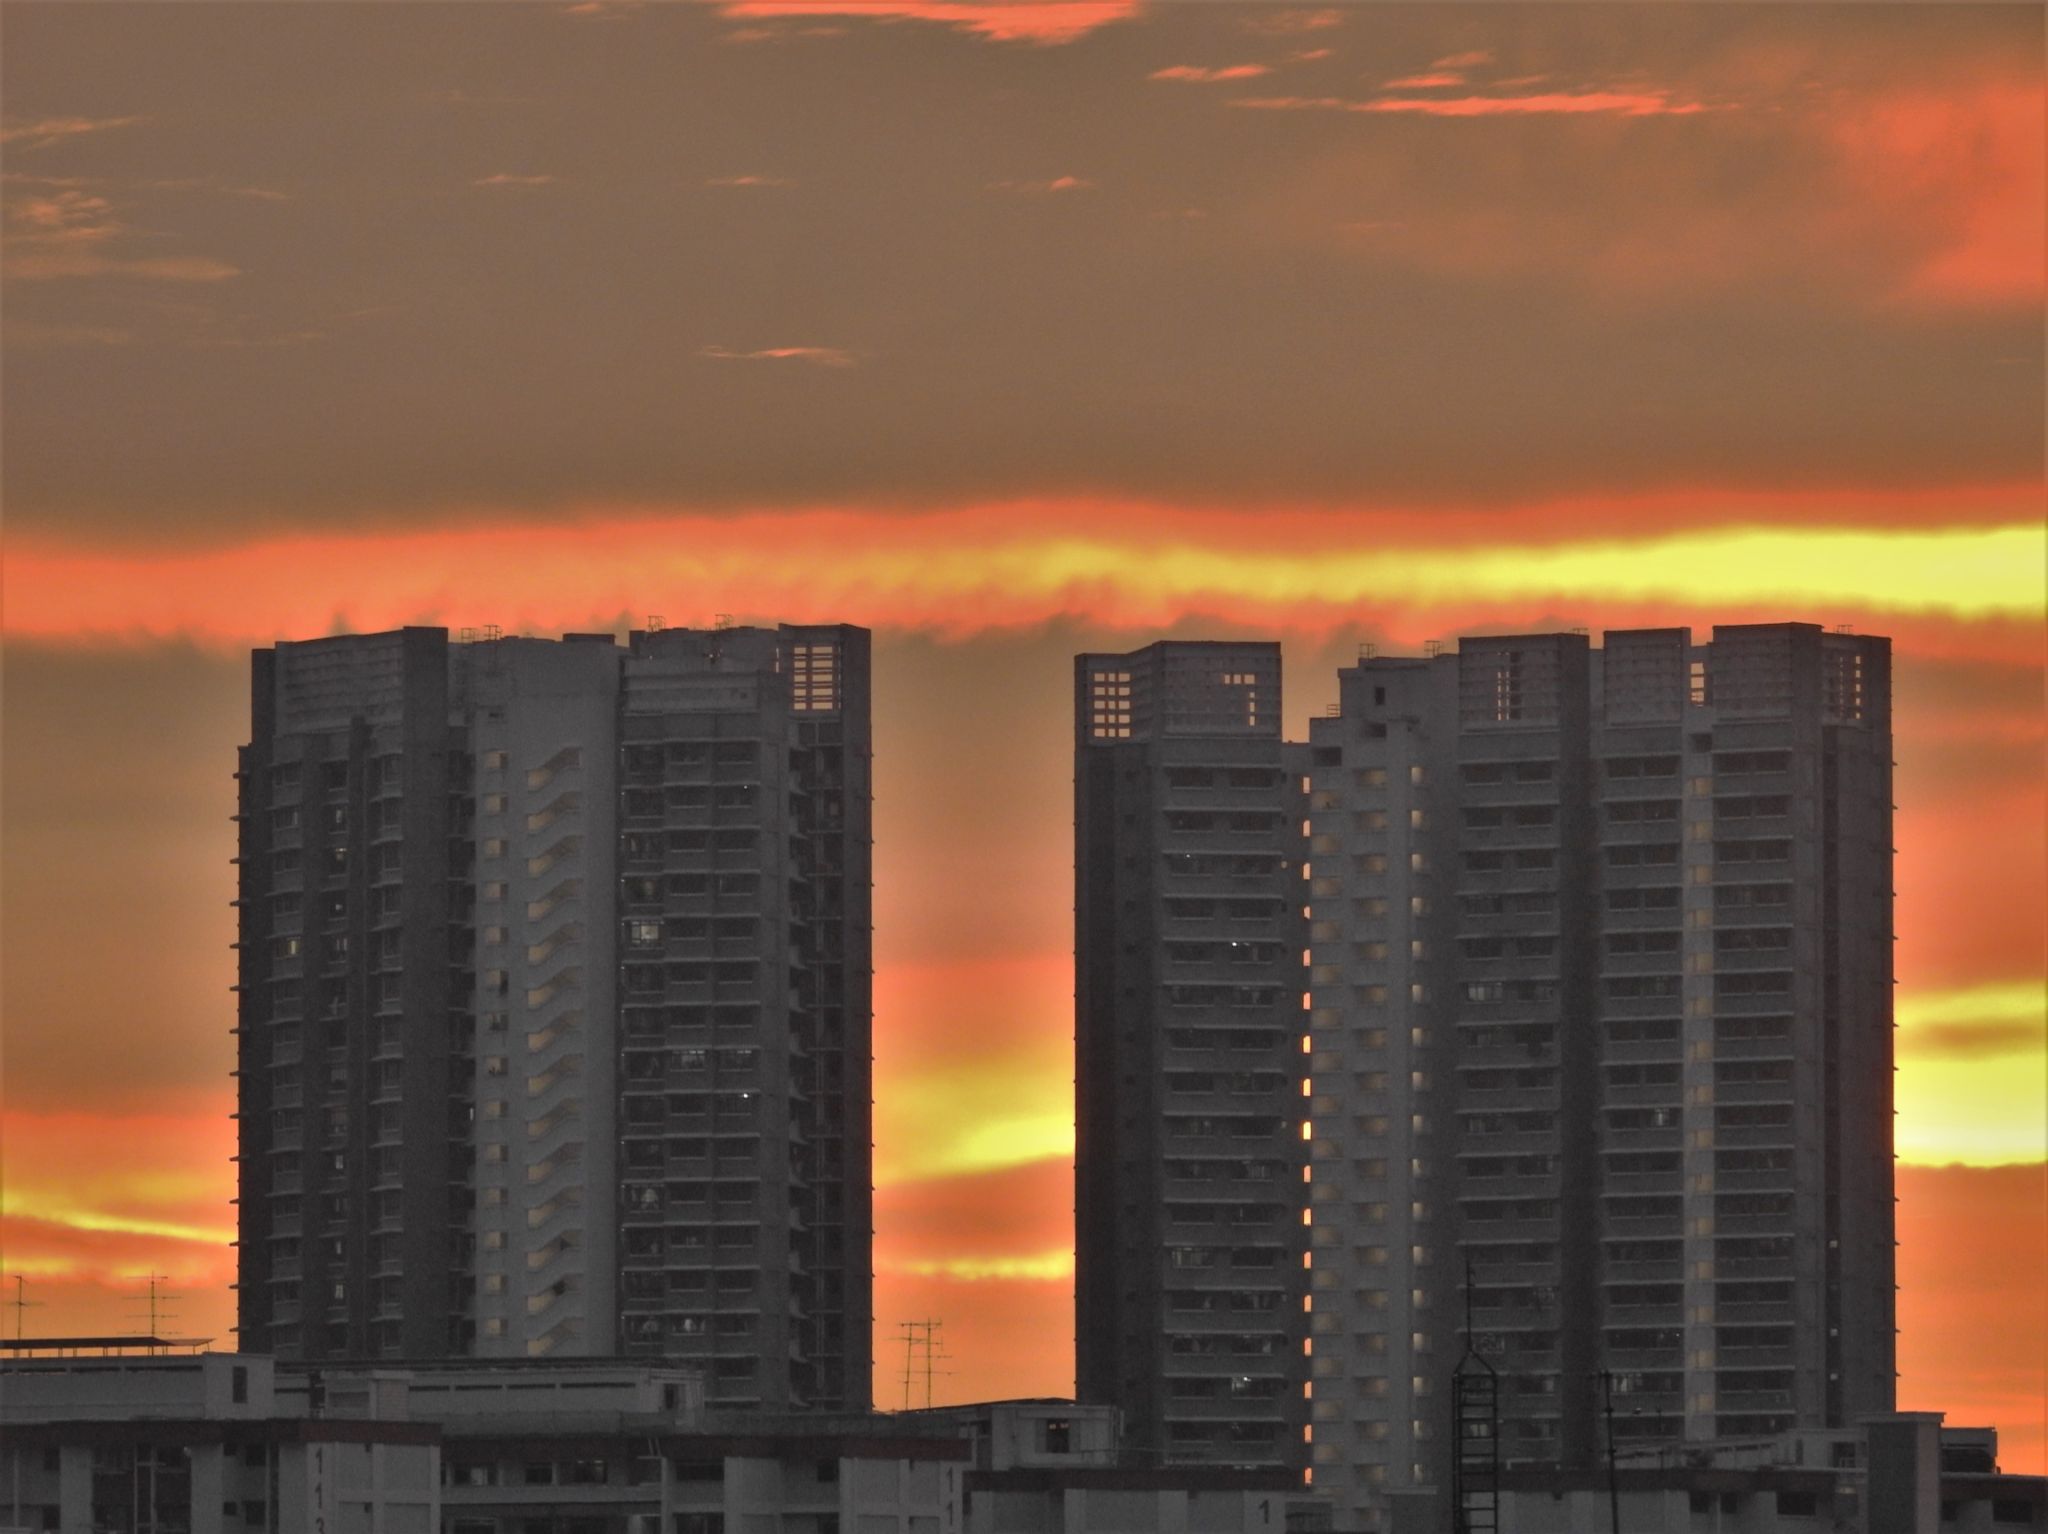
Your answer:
895;1318;950;1411
127;1273;180;1351
7;1274;42;1341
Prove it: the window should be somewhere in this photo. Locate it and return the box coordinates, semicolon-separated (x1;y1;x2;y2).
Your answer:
1042;1418;1071;1453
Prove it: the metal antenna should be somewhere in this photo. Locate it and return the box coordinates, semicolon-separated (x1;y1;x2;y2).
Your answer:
924;1319;952;1410
895;1319;944;1410
7;1274;42;1341
127;1272;180;1350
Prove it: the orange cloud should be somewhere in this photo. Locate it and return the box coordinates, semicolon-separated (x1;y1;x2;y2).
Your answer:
699;343;857;366
872;1272;1072;1405
2;182;240;283
471;172;557;188
6;494;2040;661
1;1099;237;1341
1151;64;1270;84
1830;82;2046;310
1238;9;1342;36
1898;1163;2048;1473
876;1158;1071;1271
2;250;240;282
985;175;1095;194
874;954;1073;1183
714;0;1138;45
1896;783;2048;995
0;115;146;150
1235;88;1714;118
875;953;1071;1072
1246;67;2042;312
2;1099;236;1233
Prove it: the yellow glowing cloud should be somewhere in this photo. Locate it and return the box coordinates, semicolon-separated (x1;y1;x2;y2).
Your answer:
876;1064;1074;1184
1898;980;2045;1034
1360;525;2042;618
883;1250;1076;1281
6;1196;234;1248
7;509;2041;652
1897;1057;2047;1166
1894;981;2047;1165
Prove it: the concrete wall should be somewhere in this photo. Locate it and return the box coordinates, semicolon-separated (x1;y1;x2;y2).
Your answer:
0;1355;274;1421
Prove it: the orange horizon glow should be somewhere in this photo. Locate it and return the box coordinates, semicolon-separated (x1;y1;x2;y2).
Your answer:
5;494;2042;659
4;1123;2040;1467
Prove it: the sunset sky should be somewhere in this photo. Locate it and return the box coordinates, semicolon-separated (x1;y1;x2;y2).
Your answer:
3;0;2043;1469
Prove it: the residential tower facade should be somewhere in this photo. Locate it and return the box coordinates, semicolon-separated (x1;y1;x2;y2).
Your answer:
1301;624;1895;1525
1073;642;1312;1473
234;623;873;1412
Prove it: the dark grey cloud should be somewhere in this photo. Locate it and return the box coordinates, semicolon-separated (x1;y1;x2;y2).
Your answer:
0;2;2039;538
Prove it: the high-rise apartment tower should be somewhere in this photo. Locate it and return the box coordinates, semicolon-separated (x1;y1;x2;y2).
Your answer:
1302;624;1894;1526
1074;642;1312;1473
235;624;873;1412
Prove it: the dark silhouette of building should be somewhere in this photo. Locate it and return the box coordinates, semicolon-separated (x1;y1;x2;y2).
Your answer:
234;624;872;1412
1073;642;1311;1473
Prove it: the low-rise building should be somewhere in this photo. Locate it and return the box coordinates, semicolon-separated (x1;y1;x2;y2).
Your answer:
898;1400;1301;1534
3;1354;1331;1534
1379;1413;2046;1534
0;1342;440;1534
